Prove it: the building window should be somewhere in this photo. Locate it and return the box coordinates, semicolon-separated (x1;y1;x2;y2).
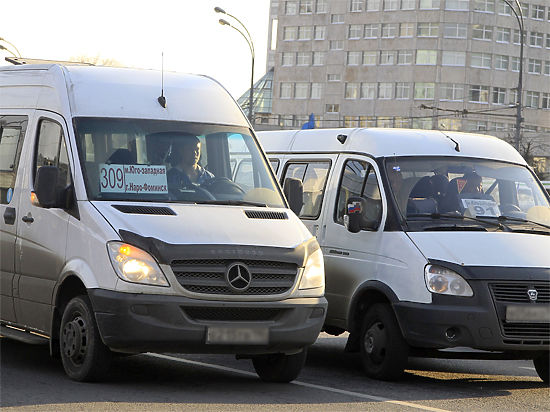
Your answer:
311;83;323;99
280;83;293;99
314;25;326;40
512;29;523;45
401;0;415;9
396;82;411;99
472;25;493;41
331;14;344;23
546;35;550;49
414;83;435;99
511;56;520;72
378;83;393;99
492;87;506;105
361;82;377;99
316;0;328;13
416;50;437;65
285;1;298;15
525;91;540;108
326;104;340;113
349;24;363;39
298;26;313;40
445;0;468;10
384;0;400;10
364;23;379;38
398;50;413;64
300;0;314;13
498;1;511;15
327;73;341;82
347;51;362;65
283;26;297;40
531;4;544;19
495;27;510;43
281;52;294;66
530;32;543;47
417;22;439;37
495;55;509;70
400;23;414;37
295;83;309;99
350;0;363;11
413;118;433;129
381;23;398;38
469;85;489;103
363;51;377;65
471;53;491;69
380;50;396;65
545;61;550;76
313;52;325;65
366;0;380;10
443;23;467;38
345;82;360;99
473;0;494;13
419;0;440;9
329;40;344;50
542;93;550;109
528;59;542;74
296;52;311;66
510;89;518;105
442;51;466;66
440;83;464;101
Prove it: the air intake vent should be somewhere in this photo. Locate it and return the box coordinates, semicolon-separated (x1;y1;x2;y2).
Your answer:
244;210;288;220
112;205;176;215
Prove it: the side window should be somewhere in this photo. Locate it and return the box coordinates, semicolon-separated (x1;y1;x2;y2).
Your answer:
0;115;27;204
34;119;72;188
335;159;383;228
282;161;331;218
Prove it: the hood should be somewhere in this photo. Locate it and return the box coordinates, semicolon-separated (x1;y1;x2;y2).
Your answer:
91;202;312;249
408;232;550;268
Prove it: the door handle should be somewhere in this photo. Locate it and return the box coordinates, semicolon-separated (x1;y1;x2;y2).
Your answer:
3;207;16;225
21;213;34;224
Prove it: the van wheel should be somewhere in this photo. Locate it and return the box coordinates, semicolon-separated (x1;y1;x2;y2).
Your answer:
252;348;307;383
60;295;111;381
360;303;408;381
533;353;549;384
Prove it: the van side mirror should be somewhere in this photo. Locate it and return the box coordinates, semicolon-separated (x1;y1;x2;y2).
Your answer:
344;197;362;233
35;166;61;208
284;177;304;216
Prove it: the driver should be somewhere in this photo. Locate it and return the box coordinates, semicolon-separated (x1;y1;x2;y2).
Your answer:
167;134;214;190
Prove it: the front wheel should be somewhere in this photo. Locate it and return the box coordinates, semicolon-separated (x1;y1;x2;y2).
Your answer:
60;295;112;381
533;353;549;384
360;303;409;381
252;348;307;383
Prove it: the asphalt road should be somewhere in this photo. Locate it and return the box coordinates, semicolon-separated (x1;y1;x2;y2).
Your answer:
1;333;548;411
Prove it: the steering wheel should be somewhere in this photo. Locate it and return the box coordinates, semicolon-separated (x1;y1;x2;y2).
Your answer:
201;177;246;195
500;203;521;214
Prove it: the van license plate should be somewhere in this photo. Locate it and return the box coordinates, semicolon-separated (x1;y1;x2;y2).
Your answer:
506;306;550;323
206;327;269;345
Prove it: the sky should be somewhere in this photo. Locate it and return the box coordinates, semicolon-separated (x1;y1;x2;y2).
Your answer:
0;0;270;99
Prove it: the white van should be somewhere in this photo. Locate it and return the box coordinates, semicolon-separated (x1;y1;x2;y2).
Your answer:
0;63;327;382
258;128;550;383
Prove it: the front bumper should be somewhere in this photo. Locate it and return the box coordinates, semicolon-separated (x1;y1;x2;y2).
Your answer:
89;289;327;354
394;279;549;353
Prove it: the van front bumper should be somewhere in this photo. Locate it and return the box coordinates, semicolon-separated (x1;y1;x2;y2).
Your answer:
88;289;327;354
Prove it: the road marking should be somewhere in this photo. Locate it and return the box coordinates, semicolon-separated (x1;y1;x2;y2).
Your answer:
147;353;451;412
519;367;536;371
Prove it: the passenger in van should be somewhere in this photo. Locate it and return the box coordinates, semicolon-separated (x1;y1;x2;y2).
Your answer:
167;134;214;190
461;172;483;195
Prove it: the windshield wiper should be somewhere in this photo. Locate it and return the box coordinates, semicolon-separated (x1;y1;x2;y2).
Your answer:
193;200;268;207
407;213;510;231
484;215;550;231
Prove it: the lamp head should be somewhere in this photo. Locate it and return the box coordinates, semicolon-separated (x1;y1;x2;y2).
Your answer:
214;6;226;14
219;18;231;26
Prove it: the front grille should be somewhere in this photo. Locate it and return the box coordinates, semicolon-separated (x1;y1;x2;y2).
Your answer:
112;205;176;215
171;259;298;296
502;323;550;339
183;307;283;321
244;210;288;220
490;282;550;303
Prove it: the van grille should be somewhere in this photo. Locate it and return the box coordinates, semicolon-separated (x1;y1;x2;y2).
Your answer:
502;323;550;339
490;283;550;303
183;307;283;321
171;259;298;296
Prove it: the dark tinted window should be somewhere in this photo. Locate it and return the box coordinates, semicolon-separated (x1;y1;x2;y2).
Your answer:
34;119;72;188
0;115;27;204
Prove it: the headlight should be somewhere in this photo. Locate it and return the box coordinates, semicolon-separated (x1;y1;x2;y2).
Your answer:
107;242;169;287
424;265;473;297
299;248;325;291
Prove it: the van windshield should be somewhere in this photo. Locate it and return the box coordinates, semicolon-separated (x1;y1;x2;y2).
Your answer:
385;157;550;231
74;118;285;208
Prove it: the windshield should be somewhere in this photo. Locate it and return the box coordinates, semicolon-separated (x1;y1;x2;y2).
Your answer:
385;157;550;229
74;118;285;208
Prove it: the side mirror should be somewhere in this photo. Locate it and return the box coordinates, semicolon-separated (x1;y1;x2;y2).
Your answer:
344;197;362;233
35;166;60;208
284;177;304;216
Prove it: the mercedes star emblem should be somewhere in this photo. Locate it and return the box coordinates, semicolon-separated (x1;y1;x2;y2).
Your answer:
226;262;252;292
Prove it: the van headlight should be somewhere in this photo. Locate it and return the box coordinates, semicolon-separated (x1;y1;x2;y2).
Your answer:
107;242;169;287
424;265;473;297
299;248;325;291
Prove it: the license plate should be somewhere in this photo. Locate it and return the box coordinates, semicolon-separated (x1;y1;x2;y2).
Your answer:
506;305;550;323
206;327;269;345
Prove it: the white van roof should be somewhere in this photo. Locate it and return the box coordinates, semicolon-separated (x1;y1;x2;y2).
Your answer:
258;128;526;165
0;64;249;127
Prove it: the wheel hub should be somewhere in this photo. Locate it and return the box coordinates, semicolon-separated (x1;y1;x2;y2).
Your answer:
62;316;87;364
364;322;387;364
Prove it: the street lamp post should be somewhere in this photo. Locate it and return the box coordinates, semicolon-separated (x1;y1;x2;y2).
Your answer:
215;7;255;124
501;0;525;152
0;37;21;58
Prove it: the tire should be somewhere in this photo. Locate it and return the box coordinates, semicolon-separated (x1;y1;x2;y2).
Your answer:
252;348;307;383
533;353;549;385
359;303;409;381
60;295;112;382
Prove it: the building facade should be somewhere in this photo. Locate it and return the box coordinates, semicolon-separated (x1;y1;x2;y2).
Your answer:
262;0;550;178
